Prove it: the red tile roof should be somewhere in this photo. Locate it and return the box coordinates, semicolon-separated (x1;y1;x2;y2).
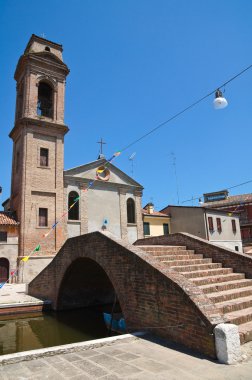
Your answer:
0;212;19;226
142;209;169;217
203;193;252;208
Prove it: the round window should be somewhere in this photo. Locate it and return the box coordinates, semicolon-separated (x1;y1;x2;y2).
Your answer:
96;166;110;181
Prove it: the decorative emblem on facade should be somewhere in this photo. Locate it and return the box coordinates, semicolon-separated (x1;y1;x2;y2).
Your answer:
96;166;110;181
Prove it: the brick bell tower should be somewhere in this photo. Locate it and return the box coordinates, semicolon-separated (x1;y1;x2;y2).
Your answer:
9;34;70;261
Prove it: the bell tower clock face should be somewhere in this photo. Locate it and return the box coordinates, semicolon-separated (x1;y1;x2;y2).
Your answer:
96;166;110;181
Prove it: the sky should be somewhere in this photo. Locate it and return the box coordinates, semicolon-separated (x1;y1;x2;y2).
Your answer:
1;0;252;210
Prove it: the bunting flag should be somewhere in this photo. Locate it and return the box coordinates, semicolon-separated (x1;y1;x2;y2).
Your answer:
43;232;50;238
97;169;104;174
0;283;5;289
11;270;16;276
74;196;80;202
33;244;41;252
21;256;29;262
113;151;121;157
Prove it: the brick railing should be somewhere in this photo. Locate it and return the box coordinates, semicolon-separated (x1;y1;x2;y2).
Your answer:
135;233;252;279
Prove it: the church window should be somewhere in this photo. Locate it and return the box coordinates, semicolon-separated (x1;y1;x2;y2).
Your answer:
39;208;48;227
143;222;150;235
40;148;49;167
37;82;53;118
127;198;135;224
45;46;50;52
68;191;79;220
16;82;24;120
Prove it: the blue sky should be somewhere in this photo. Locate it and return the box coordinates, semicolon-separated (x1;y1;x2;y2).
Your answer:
1;0;252;210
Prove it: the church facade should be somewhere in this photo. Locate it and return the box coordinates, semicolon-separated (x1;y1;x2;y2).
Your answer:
7;34;143;282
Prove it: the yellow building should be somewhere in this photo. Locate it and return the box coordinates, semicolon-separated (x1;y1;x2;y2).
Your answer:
142;203;171;237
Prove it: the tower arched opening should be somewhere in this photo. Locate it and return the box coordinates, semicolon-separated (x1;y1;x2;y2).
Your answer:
37;82;53;118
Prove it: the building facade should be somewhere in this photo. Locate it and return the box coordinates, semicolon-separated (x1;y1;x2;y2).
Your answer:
161;205;242;252
142;203;170;237
5;35;143;283
203;190;252;253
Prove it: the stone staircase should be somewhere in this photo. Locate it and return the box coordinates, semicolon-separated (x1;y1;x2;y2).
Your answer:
138;245;252;344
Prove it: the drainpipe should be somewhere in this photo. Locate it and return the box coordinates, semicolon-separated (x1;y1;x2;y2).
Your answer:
204;210;209;241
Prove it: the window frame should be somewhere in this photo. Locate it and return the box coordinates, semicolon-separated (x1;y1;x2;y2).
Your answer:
216;217;222;233
68;191;80;221
163;223;169;235
0;231;7;242
143;222;150;236
127;198;136;224
208;216;214;232
38;208;48;227
40;147;49;167
232;219;237;234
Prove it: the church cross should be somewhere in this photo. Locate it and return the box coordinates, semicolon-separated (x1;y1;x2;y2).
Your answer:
97;138;106;154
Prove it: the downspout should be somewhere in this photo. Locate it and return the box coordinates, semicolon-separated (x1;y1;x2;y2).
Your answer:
204;210;209;241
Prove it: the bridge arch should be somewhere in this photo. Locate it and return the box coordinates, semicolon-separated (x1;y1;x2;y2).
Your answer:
57;257;122;312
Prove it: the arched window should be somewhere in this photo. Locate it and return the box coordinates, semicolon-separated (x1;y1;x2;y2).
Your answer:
127;198;135;224
37;82;53;118
68;191;79;220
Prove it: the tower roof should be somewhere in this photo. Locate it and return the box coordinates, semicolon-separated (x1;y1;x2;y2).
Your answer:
25;34;63;54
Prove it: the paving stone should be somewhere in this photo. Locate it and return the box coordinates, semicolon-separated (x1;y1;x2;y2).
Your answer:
112;363;143;377
75;349;100;358
77;359;108;377
88;354;124;370
96;347;125;356
131;357;170;373
115;353;139;361
49;361;83;378
61;353;83;362
22;359;47;373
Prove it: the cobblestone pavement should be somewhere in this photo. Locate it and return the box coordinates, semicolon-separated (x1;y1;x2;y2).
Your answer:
1;336;252;380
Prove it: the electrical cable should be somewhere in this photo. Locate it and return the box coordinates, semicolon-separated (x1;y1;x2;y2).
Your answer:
120;63;252;153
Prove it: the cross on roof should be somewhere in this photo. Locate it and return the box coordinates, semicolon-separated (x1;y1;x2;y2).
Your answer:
97;138;106;154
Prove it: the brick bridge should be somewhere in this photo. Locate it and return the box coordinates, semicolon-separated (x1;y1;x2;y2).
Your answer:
28;231;252;359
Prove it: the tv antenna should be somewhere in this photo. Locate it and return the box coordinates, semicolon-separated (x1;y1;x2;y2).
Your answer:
129;152;136;177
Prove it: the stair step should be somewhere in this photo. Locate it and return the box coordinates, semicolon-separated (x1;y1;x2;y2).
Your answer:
139;245;187;252
225;306;252;325
191;273;245;286
145;250;195;256
162;258;212;267
172;262;222;272
199;279;252;294
208;287;252;303
239;321;252;344
182;268;233;279
216;295;252;313
154;254;203;261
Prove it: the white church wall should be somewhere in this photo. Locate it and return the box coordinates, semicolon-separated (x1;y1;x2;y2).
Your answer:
67;221;81;238
87;186;121;237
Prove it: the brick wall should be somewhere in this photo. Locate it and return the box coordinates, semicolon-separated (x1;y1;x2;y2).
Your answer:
29;231;225;358
135;232;252;279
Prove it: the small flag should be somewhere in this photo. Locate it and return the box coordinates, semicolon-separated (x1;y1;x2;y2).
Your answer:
0;283;5;289
43;232;50;238
74;196;80;202
89;181;94;187
82;188;88;193
21;256;29;262
113;151;121;157
52;221;59;229
33;244;41;252
11;270;16;276
107;156;114;162
228;213;232;216
97;169;104;174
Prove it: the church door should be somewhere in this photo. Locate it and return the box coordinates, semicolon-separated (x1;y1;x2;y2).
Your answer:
0;258;9;282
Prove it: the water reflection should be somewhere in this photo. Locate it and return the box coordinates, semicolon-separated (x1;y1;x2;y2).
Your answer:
0;308;110;355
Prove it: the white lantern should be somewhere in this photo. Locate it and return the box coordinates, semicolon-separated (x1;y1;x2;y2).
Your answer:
213;89;228;109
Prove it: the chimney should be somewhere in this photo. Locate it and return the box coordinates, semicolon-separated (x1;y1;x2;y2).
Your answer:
147;202;154;214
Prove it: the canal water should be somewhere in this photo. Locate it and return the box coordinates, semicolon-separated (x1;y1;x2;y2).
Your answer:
0;308;115;356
